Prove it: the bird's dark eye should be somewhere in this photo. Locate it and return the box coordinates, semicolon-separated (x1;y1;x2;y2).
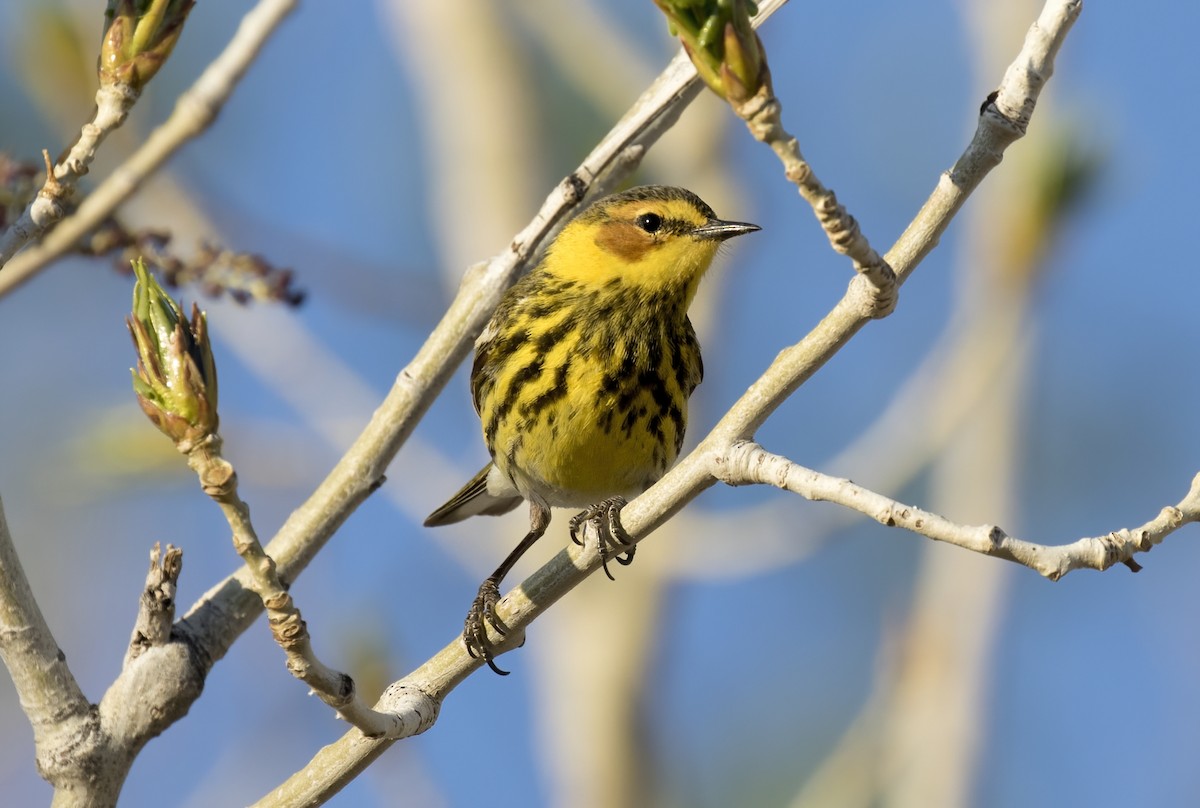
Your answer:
635;212;663;234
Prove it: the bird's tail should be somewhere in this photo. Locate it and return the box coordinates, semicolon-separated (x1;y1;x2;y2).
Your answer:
424;463;522;527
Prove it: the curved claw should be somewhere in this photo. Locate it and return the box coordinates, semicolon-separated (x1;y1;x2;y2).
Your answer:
463;577;510;676
568;509;588;547
572;496;637;580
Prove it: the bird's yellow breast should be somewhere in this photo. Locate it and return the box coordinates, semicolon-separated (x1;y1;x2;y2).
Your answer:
487;328;691;505
474;273;701;507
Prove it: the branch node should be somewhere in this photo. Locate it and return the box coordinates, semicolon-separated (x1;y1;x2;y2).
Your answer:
1097;532;1125;570
846;274;897;319
378;682;441;738
783;154;811;186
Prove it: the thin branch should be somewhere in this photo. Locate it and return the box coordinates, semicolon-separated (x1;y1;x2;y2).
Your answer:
659;0;895;301
0;0;298;299
889;0;1077;286
734;75;897;307
184;438;407;738
718;442;1200;579
0;80;139;267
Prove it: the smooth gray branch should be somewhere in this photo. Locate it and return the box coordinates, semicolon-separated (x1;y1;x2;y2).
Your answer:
718;442;1200;580
0;497;94;798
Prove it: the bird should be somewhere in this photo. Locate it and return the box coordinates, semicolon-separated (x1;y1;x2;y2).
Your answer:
425;185;759;674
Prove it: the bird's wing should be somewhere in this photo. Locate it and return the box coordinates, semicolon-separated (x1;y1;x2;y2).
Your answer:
424;463;522;527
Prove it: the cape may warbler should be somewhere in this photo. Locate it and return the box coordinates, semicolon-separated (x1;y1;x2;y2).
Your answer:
426;185;759;673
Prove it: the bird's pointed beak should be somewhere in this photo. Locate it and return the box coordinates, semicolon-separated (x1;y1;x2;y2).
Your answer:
691;218;761;241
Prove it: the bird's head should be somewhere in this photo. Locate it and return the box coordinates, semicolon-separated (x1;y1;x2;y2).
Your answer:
546;185;759;304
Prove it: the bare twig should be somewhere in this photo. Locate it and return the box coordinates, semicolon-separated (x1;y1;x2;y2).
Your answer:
720;442;1200;579
889;0;1079;286
734;75;897;309
0;82;138;267
185;436;412;738
87;225;306;305
0;0;298;298
0;0;198;267
658;0;894;302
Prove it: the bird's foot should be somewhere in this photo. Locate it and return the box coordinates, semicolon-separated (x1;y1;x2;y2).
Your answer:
569;496;636;581
463;576;510;675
